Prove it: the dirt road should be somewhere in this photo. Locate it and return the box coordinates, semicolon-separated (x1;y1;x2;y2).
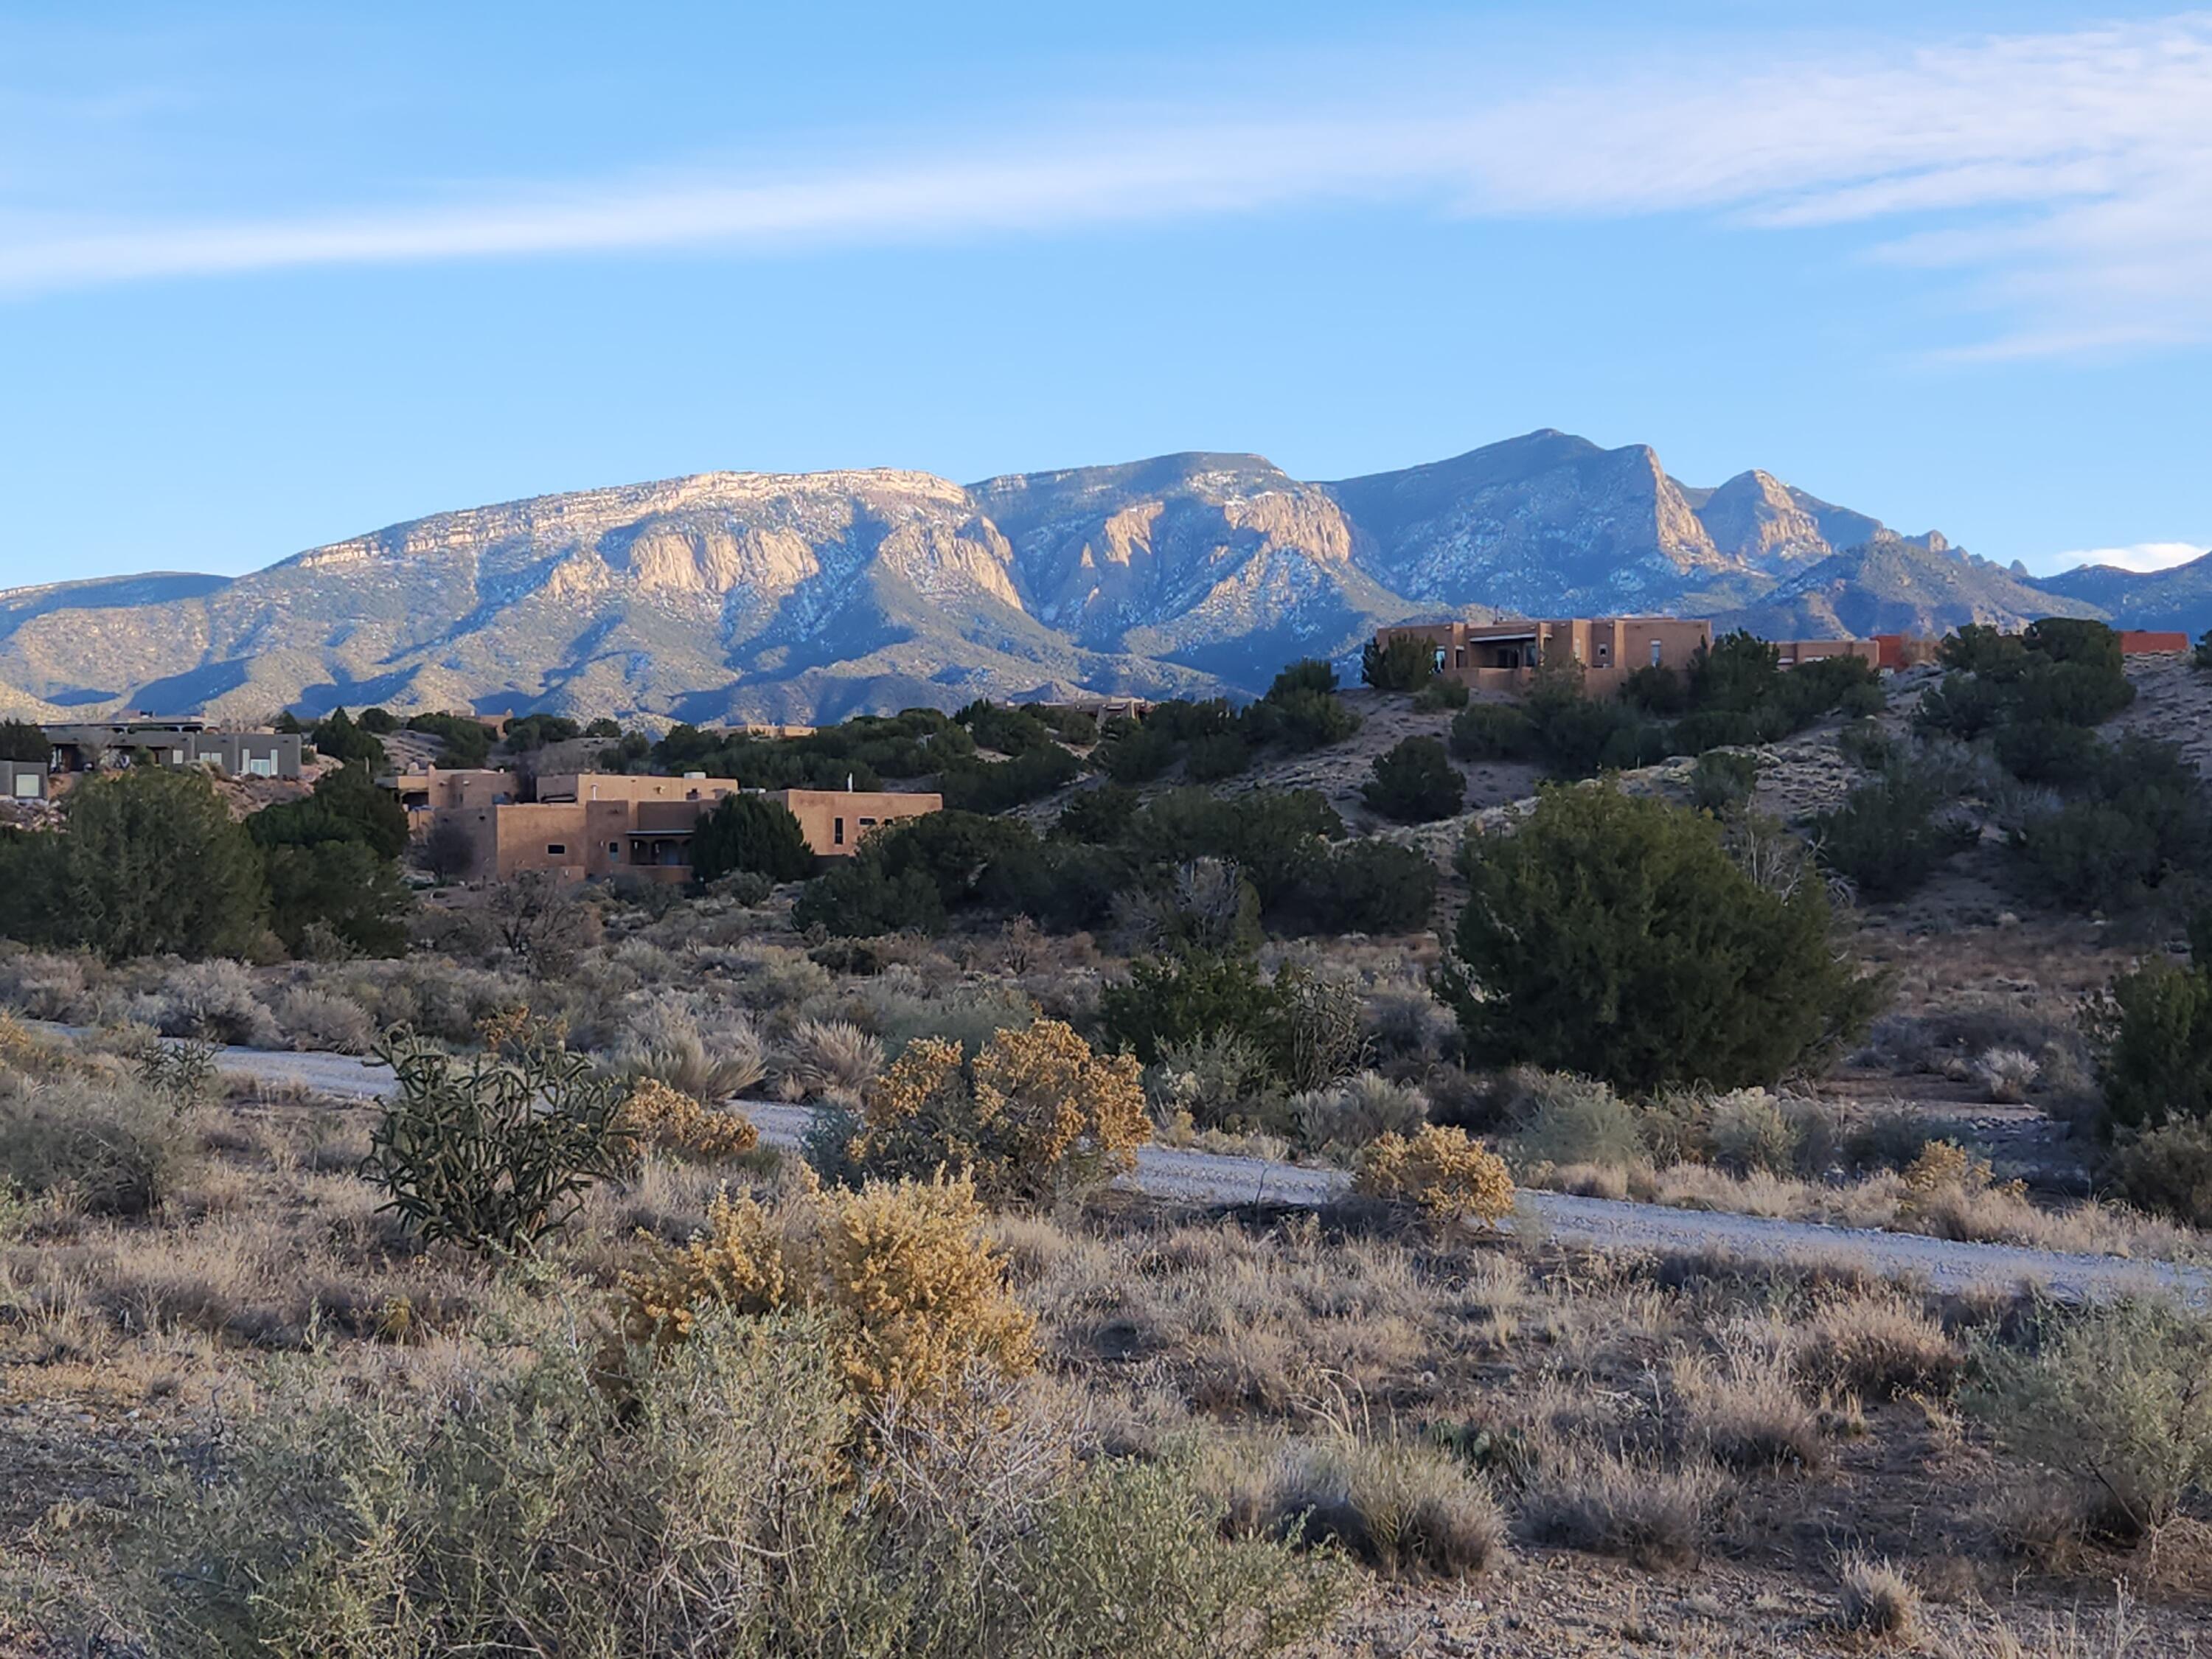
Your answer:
79;1027;2205;1302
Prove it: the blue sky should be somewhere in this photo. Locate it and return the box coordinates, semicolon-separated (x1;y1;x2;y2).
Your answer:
4;1;2208;588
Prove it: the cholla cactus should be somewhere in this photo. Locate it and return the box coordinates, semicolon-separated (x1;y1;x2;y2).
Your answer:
136;1039;219;1116
364;1027;633;1251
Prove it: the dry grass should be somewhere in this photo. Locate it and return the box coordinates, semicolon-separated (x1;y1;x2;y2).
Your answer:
611;999;768;1102
1517;1450;1725;1570
1026;1216;1455;1413
776;1016;883;1100
1234;1434;1507;1578
2;1169;490;1352
1523;1151;2202;1263
1789;1294;1963;1402
1836;1554;1919;1639
1677;1338;1827;1474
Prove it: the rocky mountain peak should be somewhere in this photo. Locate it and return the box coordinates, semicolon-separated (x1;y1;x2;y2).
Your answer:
1689;469;1833;568
10;428;2144;728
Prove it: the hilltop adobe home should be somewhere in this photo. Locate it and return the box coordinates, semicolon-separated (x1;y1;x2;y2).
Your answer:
384;766;520;838
1018;697;1152;723
2117;630;2191;655
415;771;940;883
1374;616;1880;698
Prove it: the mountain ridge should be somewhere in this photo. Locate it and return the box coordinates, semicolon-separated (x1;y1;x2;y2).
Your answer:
2031;552;2212;636
0;431;2171;723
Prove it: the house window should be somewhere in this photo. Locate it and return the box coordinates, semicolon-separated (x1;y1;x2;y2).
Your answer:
11;774;38;798
833;816;846;846
247;755;276;778
546;844;567;855
1432;647;1447;672
1650;639;1663;667
608;841;622;857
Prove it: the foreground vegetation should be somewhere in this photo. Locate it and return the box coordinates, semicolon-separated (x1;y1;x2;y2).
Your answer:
7;622;2212;1651
3;1008;2205;1655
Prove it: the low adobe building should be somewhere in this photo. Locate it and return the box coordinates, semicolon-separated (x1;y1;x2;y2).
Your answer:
386;765;519;828
423;773;940;883
1861;627;2189;669
1376;616;1715;697
2118;630;2191;655
1375;616;1880;697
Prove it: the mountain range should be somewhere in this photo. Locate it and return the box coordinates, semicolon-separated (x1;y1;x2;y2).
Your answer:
1;429;2192;724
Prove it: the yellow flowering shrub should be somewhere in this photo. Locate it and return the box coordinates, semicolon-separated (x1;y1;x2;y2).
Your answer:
0;1012;38;1065
855;1020;1147;1207
813;1174;1039;1402
621;1169;1036;1405
1898;1138;2025;1220
855;1036;978;1165
476;1004;568;1056
622;1078;761;1161
1354;1125;1514;1225
1901;1141;1971;1194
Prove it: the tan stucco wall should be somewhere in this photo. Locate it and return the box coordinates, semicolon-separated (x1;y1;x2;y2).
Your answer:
534;773;741;807
426;785;945;881
773;789;942;856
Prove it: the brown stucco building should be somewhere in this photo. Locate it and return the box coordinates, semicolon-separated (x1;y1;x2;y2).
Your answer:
1375;616;1880;697
418;773;941;883
387;766;519;830
774;787;941;856
1376;616;1716;697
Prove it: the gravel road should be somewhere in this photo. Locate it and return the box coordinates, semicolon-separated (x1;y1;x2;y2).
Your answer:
67;1026;2205;1303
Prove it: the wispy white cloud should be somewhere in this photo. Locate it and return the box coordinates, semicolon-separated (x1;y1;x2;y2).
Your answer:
2026;540;2210;577
4;14;2211;355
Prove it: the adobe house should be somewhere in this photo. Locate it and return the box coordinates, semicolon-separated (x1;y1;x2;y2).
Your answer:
1376;616;1717;697
2118;630;2191;655
772;787;941;856
531;772;744;807
383;766;518;834
1018;696;1152;723
427;773;941;882
1376;616;1882;697
1771;638;1885;669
